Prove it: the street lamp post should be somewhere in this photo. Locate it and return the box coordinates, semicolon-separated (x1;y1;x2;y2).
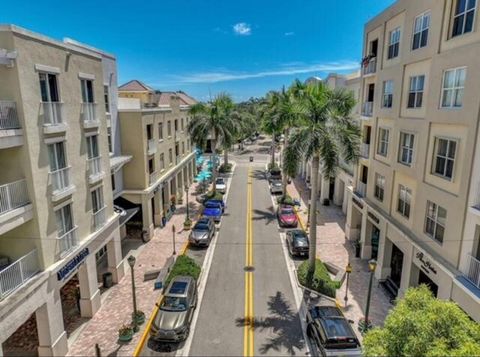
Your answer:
127;255;138;332
344;262;352;307
363;259;377;332
185;185;189;221
172;224;176;255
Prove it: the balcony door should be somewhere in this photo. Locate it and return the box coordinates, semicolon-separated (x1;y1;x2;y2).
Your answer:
86;135;99;160
91;187;104;213
48;142;67;171
81;79;95;103
39;73;59;102
369;39;378;57
367;83;375;102
56;204;74;237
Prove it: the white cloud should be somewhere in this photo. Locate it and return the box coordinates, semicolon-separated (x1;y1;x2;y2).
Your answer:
233;22;252;36
284;32;295;36
173;61;359;84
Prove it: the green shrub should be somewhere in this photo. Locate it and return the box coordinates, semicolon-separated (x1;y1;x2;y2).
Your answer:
219;163;232;173
268;162;280;172
205;190;224;200
297;259;340;298
165;255;201;287
277;195;294;206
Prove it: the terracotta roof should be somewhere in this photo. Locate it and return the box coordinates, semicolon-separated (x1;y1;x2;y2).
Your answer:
156;91;198;106
118;80;153;92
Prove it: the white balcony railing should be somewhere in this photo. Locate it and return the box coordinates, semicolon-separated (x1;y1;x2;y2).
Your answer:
0;100;21;130
88;156;102;178
360;143;370;158
81;102;98;124
58;226;78;256
42;102;64;126
463;254;480;289
50;167;72;194
0;250;40;300
147;139;156;154
0;179;30;215
149;171;159;185
92;206;107;231
356;181;367;197
362;102;373;117
363;57;377;75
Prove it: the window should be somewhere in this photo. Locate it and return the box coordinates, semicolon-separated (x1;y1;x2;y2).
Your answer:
187;139;190;151
407;75;425;108
86;135;100;159
433;138;457;180
91;187;104;213
56;204;74;253
167;121;172;137
377;128;390;156
104;85;110;113
374;173;385;201
80;79;94;103
158;122;164;140
182;142;185;154
399;132;415;165
39;72;59;102
107;127;113;153
388;28;401;59
160;153;165;170
174;119;178;132
181;118;184;131
382;80;394;108
425;201;447;243
111;174;115;191
412;12;430;50
441;68;466;108
48;142;67;171
148;158;154;174
397;185;412;218
169;149;173;164
452;0;476;37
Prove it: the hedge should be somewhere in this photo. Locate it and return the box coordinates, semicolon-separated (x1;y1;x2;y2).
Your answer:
165;255;201;287
218;163;233;173
277;194;295;206
297;259;340;298
205;190;224;200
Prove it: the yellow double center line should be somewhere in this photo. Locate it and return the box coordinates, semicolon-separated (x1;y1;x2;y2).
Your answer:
244;167;254;356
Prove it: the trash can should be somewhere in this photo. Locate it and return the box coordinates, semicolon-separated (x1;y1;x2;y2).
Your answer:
103;272;113;288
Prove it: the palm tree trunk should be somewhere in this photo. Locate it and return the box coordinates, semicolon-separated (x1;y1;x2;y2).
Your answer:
308;154;320;279
212;138;217;193
271;136;276;168
281;128;289;199
224;147;229;167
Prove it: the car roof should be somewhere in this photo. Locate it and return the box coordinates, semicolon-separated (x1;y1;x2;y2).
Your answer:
290;229;307;237
310;306;357;340
166;276;193;296
196;218;211;224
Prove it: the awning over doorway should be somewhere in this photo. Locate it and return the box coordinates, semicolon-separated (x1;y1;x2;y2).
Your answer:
114;197;140;227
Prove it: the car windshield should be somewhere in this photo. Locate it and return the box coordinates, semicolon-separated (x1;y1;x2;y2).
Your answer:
281;208;294;215
205;202;220;209
161;296;188;312
319;318;356;340
194;223;209;231
216;179;224;184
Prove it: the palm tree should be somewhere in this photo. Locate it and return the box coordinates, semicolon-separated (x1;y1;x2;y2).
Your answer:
188;93;238;193
284;81;360;277
260;91;284;168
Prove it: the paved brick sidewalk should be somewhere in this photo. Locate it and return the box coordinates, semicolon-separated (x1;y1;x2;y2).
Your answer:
287;177;392;335
67;184;203;357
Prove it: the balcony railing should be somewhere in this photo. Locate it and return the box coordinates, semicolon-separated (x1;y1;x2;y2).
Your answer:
362;102;373;117
149;171;159;185
0;250;40;300
147;139;156;155
363;57;377;75
58;226;78;256
50;166;72;194
0;179;30;215
176;155;181;165
463;254;480;289
360;143;370;158
88;156;102;178
0;100;21;130
92;206;107;231
42;102;64;126
81;102;98;124
355;181;367;197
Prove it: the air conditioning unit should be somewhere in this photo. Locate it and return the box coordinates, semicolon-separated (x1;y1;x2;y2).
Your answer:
0;49;17;68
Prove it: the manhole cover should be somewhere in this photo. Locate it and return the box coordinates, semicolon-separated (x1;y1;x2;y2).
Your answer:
244;266;255;272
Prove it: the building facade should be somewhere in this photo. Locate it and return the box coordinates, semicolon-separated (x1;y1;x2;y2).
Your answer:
0;25;125;355
346;0;480;321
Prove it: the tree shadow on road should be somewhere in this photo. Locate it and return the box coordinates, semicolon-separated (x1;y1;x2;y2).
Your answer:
235;291;305;355
252;208;276;225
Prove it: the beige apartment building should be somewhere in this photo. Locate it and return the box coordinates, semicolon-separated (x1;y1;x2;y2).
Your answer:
118;82;196;237
346;0;480;321
0;25;125;356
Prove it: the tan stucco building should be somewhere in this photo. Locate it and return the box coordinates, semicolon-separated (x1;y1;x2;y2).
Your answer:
346;0;480;321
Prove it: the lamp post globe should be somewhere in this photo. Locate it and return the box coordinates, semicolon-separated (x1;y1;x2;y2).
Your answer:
127;255;136;268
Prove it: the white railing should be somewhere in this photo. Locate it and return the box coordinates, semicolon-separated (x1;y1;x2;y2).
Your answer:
463;254;480;289
81;102;98;124
0;100;21;130
147;139;156;154
88;156;102;178
0;179;30;215
42;102;64;126
360;143;370;158
356;181;367;197
58;226;78;255
362;102;373;117
0;250;40;300
363;57;377;75
92;206;107;231
50;166;71;194
149;171;159;185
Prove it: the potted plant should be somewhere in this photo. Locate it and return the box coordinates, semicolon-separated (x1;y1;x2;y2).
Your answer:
358;317;372;334
118;324;134;342
132;310;145;325
354;239;361;258
183;218;192;230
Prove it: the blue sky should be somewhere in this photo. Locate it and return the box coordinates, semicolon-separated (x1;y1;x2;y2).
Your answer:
1;0;395;102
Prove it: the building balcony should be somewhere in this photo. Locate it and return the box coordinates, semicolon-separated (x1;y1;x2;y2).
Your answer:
0;179;32;235
360;143;370;158
58;226;78;257
355;181;367;198
363;57;377;76
42;102;66;134
462;254;480;290
0;100;23;149
147;139;156;155
0;249;40;300
361;102;373;117
49;167;75;202
81;102;100;128
176;155;181;165
92;206;107;232
149;171;159;185
87;156;104;184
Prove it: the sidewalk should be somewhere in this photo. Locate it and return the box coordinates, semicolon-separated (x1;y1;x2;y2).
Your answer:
67;184;203;357
287;177;392;333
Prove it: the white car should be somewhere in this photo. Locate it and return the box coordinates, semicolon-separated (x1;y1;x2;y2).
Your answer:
270;180;283;195
216;177;227;194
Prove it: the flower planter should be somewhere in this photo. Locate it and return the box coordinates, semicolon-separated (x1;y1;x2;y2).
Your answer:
132;311;145;325
183;220;192;230
118;325;134;342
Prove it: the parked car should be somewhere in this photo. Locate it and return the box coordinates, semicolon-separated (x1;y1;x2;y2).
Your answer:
189;217;215;247
270;180;283;195
215;178;227;194
204;199;225;213
202;201;223;222
277;205;298;228
306;306;361;356
150;276;197;342
286;229;309;257
267;169;282;183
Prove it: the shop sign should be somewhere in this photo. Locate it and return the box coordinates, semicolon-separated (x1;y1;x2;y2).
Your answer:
368;211;380;224
415;251;438;275
57;248;89;281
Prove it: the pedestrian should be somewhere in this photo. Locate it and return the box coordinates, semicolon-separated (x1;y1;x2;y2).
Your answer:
75;285;81;313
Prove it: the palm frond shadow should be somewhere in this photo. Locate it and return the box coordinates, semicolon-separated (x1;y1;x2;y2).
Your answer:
252;208;275;224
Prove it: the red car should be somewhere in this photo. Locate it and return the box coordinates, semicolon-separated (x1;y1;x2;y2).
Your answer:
277;205;298;228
